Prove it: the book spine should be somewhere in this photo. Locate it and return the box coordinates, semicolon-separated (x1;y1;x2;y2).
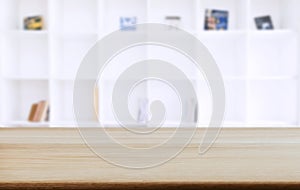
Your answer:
40;101;49;122
28;104;38;122
94;86;99;119
34;101;46;122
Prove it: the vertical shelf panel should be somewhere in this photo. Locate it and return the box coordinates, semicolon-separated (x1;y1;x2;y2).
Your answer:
0;35;2;122
0;0;15;30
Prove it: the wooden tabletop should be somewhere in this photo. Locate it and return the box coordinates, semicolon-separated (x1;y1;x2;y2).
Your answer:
1;127;300;189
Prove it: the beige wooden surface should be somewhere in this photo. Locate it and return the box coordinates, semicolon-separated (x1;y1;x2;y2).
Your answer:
0;127;300;184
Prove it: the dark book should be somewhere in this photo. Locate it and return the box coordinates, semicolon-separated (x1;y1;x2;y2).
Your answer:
45;106;50;122
254;15;274;30
204;9;229;30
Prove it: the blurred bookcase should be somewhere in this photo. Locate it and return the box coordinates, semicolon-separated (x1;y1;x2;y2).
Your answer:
0;0;299;127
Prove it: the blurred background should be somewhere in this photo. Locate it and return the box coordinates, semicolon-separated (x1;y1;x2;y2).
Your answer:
0;0;299;127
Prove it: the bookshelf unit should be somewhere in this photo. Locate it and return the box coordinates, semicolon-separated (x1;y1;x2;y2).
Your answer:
0;0;299;127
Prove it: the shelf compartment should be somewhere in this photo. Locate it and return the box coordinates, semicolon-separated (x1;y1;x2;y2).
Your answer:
98;78;148;126
198;32;247;77
52;0;98;33
2;32;49;78
250;0;300;30
1;80;49;122
147;44;201;80
248;32;298;77
247;79;298;124
147;79;197;125
1;0;48;30
50;80;97;123
51;35;97;79
189;79;247;125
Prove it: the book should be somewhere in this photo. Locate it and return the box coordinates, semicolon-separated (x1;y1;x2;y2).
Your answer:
39;101;49;122
254;15;274;30
28;103;38;122
120;16;137;31
94;86;99;119
165;16;181;30
45;106;50;122
24;16;43;30
29;100;49;122
204;9;229;30
137;98;149;124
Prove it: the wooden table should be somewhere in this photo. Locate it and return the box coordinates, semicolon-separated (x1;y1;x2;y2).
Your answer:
1;127;300;189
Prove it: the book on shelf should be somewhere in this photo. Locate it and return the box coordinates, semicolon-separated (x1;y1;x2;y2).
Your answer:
45;106;50;122
28;100;49;122
28;103;38;122
24;15;43;30
120;16;137;31
254;15;274;30
204;9;229;31
137;98;149;124
165;16;181;30
94;86;99;119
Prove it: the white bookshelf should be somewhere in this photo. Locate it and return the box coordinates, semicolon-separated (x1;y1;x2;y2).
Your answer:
0;0;299;127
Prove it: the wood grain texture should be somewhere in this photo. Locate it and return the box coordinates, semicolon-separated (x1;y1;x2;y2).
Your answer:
0;127;300;188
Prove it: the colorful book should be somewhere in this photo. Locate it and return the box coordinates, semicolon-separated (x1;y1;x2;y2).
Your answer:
24;16;43;30
204;9;229;30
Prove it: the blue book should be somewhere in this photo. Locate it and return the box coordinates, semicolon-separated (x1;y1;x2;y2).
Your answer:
204;9;229;30
120;17;137;31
